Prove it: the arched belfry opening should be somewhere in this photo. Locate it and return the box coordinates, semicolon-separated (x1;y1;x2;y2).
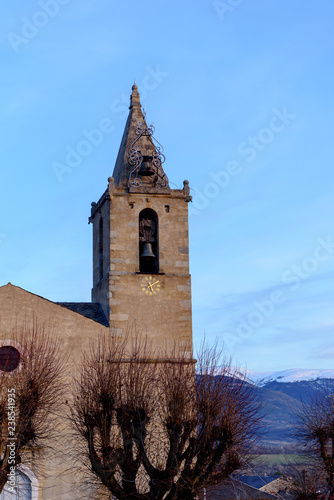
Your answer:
98;217;103;281
139;209;159;274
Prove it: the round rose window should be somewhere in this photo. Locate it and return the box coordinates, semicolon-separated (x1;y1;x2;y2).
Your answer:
0;346;21;372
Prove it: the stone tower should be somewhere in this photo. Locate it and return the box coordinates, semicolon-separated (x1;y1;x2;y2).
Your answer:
90;84;192;356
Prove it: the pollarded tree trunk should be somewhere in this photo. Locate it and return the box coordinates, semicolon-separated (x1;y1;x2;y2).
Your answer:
296;386;334;497
0;470;7;493
70;338;262;499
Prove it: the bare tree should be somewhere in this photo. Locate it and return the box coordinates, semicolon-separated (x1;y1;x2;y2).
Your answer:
70;339;262;500
289;464;326;500
0;322;65;492
295;384;334;496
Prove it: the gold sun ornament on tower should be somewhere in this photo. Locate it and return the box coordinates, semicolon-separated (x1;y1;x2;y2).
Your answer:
141;275;161;296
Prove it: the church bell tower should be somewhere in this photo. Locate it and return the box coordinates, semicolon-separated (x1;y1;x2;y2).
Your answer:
90;84;192;356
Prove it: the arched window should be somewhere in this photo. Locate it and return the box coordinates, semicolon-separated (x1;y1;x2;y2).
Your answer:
0;468;34;500
139;209;159;274
99;217;103;281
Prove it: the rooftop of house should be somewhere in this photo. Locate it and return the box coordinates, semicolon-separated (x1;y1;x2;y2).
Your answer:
199;478;277;500
233;475;279;490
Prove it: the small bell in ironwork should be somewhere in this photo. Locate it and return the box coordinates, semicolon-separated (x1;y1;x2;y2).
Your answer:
140;242;155;258
138;155;155;176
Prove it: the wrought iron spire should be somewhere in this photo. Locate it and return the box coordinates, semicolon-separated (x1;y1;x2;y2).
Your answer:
112;85;169;189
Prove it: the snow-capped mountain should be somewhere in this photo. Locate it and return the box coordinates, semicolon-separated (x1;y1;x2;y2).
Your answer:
208;367;334;448
246;368;334;385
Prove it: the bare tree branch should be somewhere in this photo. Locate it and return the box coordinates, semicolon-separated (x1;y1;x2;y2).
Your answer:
0;321;66;492
295;382;334;496
70;337;263;500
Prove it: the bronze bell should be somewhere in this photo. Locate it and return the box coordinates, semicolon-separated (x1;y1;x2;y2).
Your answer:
138;155;155;176
140;242;155;258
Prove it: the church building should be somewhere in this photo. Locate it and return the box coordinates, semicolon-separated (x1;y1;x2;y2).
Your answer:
0;84;193;499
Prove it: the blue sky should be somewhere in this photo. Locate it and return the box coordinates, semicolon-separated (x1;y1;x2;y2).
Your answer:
1;1;333;371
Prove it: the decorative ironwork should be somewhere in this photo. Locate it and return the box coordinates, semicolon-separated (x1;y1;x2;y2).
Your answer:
128;121;168;188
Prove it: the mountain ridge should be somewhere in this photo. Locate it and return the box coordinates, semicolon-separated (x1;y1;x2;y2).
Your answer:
233;371;334;448
246;368;334;385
